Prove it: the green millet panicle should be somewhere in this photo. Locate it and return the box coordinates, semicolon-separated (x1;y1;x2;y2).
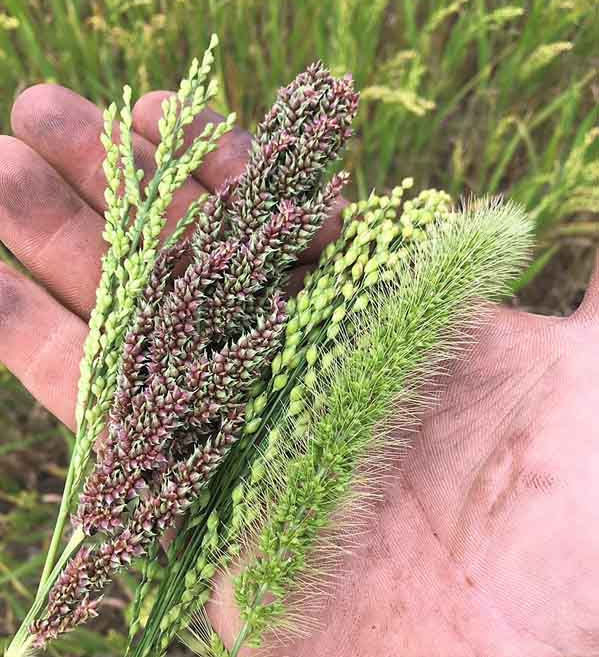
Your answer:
126;543;160;653
154;512;221;657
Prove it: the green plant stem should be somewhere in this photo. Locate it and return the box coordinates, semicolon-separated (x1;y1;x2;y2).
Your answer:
128;162;167;255
36;401;97;592
37;467;75;591
229;585;267;657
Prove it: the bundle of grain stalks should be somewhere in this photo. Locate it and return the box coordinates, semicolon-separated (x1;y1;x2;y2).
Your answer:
5;35;531;657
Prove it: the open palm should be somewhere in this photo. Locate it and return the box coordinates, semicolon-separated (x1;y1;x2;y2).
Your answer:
219;304;598;657
0;85;597;657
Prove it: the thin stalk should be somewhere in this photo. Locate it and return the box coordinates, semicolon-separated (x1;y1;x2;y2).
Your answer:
228;583;268;657
36;409;96;594
36;466;76;591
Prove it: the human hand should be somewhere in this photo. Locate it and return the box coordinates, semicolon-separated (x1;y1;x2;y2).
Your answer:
1;85;597;657
212;272;599;657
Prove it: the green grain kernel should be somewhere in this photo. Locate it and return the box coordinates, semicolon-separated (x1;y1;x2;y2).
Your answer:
288;400;304;416
313;293;329;311
290;385;303;402
304;369;317;388
317;274;331;290
321;351;335;370
324;242;337;260
207;512;219;532
297;292;310;312
299;309;312;327
364;271;379;287
282;345;297;365
376;251;389;266
353;293;369;312
268;427;281;445
232;485;244;507
351;261;364;281
244;418;262;434
286;316;300;335
327;323;340;339
342;281;354;299
344;220;359;239
332;305;346;323
254;393;268;414
185;570;198;589
286;298;297;315
273;373;289;391
306;345;318;366
364;258;378;275
271;353;282;375
250;460;265;483
200;564;216;579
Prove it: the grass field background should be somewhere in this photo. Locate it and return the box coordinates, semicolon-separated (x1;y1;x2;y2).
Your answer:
0;1;598;655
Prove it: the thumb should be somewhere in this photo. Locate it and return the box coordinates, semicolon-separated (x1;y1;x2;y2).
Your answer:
572;248;599;323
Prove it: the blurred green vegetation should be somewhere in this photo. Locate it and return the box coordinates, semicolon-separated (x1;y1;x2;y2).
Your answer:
0;1;598;655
